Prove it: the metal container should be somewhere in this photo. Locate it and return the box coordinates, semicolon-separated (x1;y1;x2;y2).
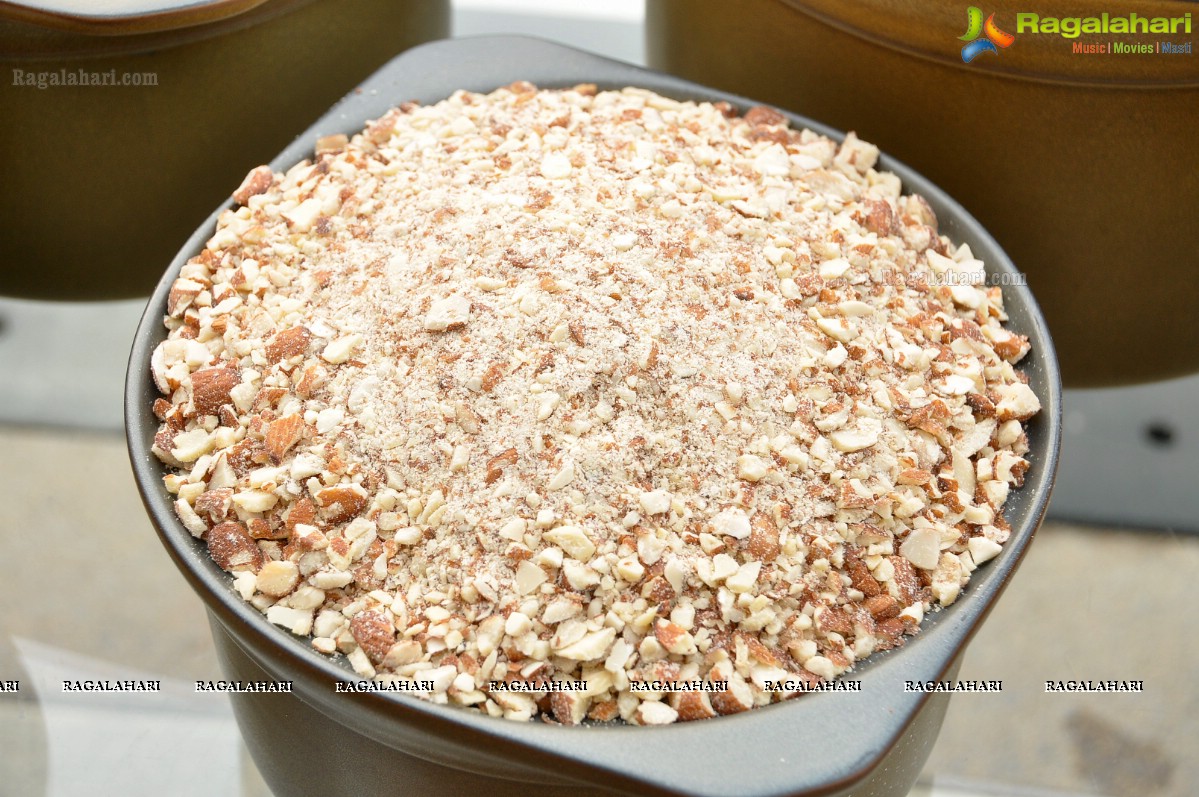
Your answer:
126;37;1062;797
0;0;449;300
647;0;1199;387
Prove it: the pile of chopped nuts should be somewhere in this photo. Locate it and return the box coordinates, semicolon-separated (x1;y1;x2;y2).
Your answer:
151;82;1040;725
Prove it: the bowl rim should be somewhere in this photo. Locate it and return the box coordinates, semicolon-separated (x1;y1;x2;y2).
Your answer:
125;35;1062;797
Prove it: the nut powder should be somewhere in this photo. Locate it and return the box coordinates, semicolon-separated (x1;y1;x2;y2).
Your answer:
150;83;1040;725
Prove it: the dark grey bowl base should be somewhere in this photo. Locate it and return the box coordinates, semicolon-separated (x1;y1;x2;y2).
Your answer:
211;610;960;797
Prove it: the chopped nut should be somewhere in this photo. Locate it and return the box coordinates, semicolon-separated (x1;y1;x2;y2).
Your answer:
711;508;751;539
710;675;754;715
515;560;548;594
232;165;273;205
737;454;769;483
549;691;590;725
542;525;596;562
314;484;368;523
636;700;679;726
829;420;881;452
424;294;472;332
266;605;313;635
350;609;396;664
321;334;363;365
207;521;263;573
638;489;673;516
546;461;575;491
232;489;279;514
900;528;941;571
256;560;300;597
556;628;616;661
173;498;208;537
745;512;781;561
864;594;900;620
994;382;1041;421
190;366;240;416
655;619;697;655
283;198;322;233
316;133;349;154
540;152;573;180
725;561;762;593
485;448;518;485
615;556;646;583
671;691;717;722
265;414;308;463
266;327;311;365
967;536;1003;565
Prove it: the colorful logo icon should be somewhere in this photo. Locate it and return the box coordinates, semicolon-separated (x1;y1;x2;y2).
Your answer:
959;7;1016;62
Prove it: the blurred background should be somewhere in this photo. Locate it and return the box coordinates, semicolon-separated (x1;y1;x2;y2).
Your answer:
1;1;1195;795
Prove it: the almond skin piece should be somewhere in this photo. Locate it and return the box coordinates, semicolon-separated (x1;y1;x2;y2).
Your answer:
167;278;203;317
225;437;267;476
654;619;687;651
349;609;396;664
966;392;997;418
194;488;233;523
549;692;587;726
817;607;854;636
864;594;901;620
993;334;1031;363
284;497;316;534
265;327;311;365
743;105;786;127
745;512;781;562
862;198;896;236
233;165;273;205
740;633;783;668
190;366;240;416
875;617;908;650
672;691;717;722
587;699;619;722
896;468;932;486
207;521;263;573
889;556;925;604
253;387;287;412
484;447;518;485
480;362;506;392
710;681;753;715
266;414;308;464
295;364;327;399
845;550;882;598
248;517;288;541
314;484;368;523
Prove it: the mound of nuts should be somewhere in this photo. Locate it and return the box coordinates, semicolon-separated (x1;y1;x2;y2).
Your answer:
151;83;1039;725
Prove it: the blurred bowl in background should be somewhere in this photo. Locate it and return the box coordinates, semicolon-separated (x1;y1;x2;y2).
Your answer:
0;0;449;300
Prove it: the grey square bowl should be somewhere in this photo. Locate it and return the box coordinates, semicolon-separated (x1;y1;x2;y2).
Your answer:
125;36;1061;797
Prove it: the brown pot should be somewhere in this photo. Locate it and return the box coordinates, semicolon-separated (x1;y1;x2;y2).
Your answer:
647;0;1199;386
0;0;449;300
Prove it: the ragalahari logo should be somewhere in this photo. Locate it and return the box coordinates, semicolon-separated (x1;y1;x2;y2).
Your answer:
959;7;1016;62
